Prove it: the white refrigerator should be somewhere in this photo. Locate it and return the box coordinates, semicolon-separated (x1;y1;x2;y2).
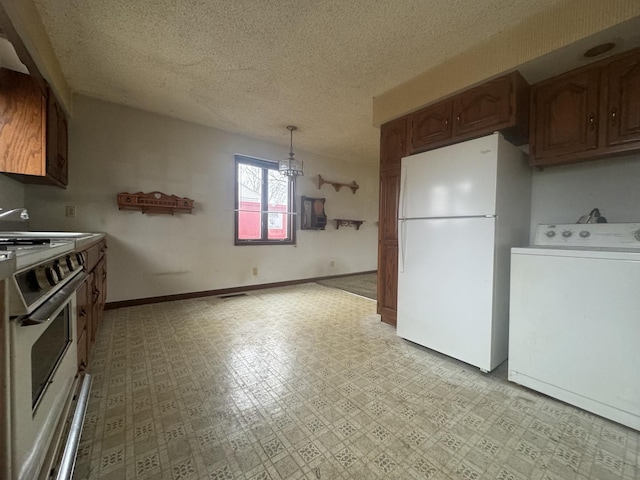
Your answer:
397;133;531;372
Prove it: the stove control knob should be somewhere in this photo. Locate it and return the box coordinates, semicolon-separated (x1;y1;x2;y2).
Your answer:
54;262;67;280
34;267;49;289
635;229;640;242
562;230;573;238
579;230;591;238
66;255;78;271
46;267;60;286
545;230;556;237
26;269;42;291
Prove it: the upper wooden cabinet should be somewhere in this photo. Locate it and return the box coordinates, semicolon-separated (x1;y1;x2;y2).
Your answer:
409;100;453;152
530;48;640;167
46;88;69;186
530;68;600;161
605;52;640;149
0;68;46;176
0;68;68;187
408;71;529;154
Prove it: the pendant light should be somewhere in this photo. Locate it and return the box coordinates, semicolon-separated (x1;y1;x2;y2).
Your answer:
279;125;303;177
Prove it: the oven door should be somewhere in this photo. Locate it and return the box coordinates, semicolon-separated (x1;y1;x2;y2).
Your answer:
9;274;84;480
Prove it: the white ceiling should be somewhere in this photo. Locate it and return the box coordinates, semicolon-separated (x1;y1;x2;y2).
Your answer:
31;0;567;165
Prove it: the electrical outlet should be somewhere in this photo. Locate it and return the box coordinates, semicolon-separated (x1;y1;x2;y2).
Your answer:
252;267;258;276
65;206;76;218
330;261;335;267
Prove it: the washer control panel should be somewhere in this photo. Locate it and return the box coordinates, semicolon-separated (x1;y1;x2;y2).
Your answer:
534;223;640;248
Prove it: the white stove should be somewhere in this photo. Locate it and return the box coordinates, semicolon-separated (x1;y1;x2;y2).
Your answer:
0;237;86;316
0;238;75;269
509;223;640;431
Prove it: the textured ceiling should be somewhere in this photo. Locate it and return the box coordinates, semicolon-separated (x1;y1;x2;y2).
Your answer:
31;0;566;165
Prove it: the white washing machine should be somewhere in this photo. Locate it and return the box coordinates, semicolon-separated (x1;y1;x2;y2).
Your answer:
509;223;640;431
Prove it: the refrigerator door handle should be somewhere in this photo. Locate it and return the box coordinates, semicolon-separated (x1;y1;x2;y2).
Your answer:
400;166;408;220
399;219;406;273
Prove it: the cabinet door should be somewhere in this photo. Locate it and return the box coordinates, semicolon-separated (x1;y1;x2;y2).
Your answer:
531;68;600;162
408;100;452;153
453;75;512;137
380;117;407;170
46;92;68;187
92;257;107;331
606;51;640;148
378;119;405;327
377;242;398;327
86;272;98;346
0;68;46;175
76;278;89;372
379;170;400;243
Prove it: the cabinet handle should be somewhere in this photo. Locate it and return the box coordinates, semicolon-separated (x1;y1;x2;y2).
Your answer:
588;113;596;131
93;288;100;302
80;308;87;317
611;108;617;126
456;114;461;125
443;118;448;128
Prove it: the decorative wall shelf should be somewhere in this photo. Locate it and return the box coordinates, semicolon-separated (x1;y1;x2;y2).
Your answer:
318;175;359;194
335;219;364;230
117;191;194;214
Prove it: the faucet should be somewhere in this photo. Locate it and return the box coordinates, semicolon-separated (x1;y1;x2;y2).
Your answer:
0;208;29;221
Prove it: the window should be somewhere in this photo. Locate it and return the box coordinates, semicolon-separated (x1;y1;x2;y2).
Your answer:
235;155;295;245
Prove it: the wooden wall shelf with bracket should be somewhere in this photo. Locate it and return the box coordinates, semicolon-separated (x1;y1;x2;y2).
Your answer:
117;191;194;214
318;175;359;194
335;219;364;230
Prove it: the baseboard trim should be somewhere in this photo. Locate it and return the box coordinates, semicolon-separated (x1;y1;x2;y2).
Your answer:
105;270;377;310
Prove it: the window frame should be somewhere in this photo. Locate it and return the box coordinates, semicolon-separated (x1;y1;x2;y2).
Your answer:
234;155;296;246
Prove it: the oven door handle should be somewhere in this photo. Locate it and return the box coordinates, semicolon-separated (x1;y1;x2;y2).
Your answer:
21;272;88;326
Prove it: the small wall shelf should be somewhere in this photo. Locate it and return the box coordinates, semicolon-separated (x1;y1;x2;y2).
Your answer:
318;175;359;194
335;219;364;230
117;191;194;214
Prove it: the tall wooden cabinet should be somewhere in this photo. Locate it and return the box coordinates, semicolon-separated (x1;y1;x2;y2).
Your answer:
377;117;406;326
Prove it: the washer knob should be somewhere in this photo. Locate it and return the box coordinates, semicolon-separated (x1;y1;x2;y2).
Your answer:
562;230;572;238
579;230;591;238
545;230;556;237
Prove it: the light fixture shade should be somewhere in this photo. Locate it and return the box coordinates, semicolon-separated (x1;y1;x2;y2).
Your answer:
280;125;303;177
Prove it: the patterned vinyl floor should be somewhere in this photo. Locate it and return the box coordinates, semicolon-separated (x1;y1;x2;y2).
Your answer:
73;283;639;480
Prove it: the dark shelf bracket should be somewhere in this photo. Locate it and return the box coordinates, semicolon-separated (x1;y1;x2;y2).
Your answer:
318;175;359;194
335;219;364;230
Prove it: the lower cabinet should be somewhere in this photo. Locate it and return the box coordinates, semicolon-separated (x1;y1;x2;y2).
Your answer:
76;277;89;373
76;240;107;374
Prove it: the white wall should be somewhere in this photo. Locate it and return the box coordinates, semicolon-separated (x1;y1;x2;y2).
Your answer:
530;152;640;238
0;175;24;207
0;175;27;231
25;95;379;302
